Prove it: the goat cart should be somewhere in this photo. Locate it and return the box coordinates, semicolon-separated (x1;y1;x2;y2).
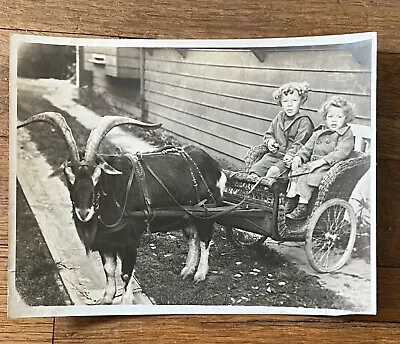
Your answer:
218;150;371;273
123;148;370;274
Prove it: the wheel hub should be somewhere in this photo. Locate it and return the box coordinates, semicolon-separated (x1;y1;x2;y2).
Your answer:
325;232;337;241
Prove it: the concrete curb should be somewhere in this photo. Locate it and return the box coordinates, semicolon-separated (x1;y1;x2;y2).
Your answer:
16;104;153;307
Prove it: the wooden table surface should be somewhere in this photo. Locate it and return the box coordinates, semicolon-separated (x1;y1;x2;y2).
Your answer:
1;1;399;343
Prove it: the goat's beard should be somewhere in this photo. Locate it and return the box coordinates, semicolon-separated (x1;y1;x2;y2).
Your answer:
73;212;98;254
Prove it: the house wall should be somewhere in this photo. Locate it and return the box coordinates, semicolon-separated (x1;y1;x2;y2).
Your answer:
83;47;141;108
144;47;371;163
83;46;371;164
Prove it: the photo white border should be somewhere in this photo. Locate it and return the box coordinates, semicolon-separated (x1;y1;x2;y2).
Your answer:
8;32;377;318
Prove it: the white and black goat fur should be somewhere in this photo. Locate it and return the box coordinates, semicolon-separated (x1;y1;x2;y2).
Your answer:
18;112;227;304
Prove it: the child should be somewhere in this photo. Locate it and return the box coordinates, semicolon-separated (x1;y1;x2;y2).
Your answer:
285;96;356;220
249;82;314;181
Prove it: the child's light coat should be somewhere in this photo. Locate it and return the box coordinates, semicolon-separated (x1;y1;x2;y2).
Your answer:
295;124;355;187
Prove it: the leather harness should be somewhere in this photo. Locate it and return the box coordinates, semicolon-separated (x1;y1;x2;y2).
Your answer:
97;147;217;234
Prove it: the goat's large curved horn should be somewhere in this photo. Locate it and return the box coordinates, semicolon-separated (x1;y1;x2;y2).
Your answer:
85;116;162;163
17;112;80;164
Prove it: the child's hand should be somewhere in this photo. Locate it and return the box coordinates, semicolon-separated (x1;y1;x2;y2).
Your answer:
283;154;293;168
291;156;302;170
307;159;326;172
267;139;279;153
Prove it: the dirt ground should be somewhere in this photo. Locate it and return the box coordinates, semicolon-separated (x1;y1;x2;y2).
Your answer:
134;229;355;309
14;77;372;312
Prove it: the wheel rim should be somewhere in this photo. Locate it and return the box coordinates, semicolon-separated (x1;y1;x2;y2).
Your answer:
306;198;357;273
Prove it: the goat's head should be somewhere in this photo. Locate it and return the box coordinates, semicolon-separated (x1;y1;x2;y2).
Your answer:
18;112;161;223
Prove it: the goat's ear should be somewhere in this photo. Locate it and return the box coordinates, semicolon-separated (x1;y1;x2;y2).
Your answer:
49;162;66;178
64;165;76;185
92;165;102;186
98;159;122;175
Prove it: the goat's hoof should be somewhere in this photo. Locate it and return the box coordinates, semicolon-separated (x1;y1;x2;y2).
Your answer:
96;295;114;305
194;270;207;283
180;266;195;280
121;293;134;305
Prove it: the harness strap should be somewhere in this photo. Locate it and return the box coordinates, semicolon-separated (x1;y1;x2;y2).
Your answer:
178;151;201;204
178;148;217;204
186;162;201;205
139;159;183;207
129;154;154;233
140;158;269;220
138;146;217;204
98;147;269;232
98;154;137;230
138;147;217;209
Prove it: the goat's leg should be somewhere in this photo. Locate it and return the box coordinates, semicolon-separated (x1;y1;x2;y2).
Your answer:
120;248;139;304
180;223;200;279
98;252;117;305
194;220;214;283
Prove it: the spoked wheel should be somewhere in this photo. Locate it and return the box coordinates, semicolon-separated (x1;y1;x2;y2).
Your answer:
305;198;357;273
224;226;268;249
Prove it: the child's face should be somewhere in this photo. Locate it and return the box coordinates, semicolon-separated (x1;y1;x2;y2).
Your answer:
326;106;346;130
281;91;301;117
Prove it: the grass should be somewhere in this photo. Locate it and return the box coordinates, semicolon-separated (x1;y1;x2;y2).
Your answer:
75;87;181;148
17;89;118;173
16;181;71;306
135;229;354;309
15;85;356;310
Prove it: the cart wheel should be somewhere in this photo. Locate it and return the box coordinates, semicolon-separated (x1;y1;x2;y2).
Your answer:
305;198;357;273
224;226;267;249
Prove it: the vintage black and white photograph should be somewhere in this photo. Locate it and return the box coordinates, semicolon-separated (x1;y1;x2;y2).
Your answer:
8;33;376;317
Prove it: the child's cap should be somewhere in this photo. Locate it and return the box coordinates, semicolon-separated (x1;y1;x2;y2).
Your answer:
319;96;356;123
273;81;310;105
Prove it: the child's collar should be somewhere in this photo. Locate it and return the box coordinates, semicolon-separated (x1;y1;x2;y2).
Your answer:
278;111;305;130
281;110;301;120
315;123;350;136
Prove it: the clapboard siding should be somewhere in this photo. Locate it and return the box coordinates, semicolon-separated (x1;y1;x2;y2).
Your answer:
83;48;141;104
145;87;320;137
146;92;266;143
146;71;370;125
82;46;372;163
145;59;371;95
84;46;116;55
106;65;140;78
146;104;249;161
84;47;140;79
145;78;370;126
145;48;371;161
146;81;275;132
145;48;371;72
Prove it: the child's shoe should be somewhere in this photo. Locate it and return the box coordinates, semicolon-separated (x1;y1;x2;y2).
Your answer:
286;203;308;220
284;196;298;214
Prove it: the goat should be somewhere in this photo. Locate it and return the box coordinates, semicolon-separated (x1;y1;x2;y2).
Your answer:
18;112;227;304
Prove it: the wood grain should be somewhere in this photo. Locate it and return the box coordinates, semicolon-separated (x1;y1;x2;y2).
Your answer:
1;0;400;342
53;317;400;344
0;1;399;53
0;245;54;343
